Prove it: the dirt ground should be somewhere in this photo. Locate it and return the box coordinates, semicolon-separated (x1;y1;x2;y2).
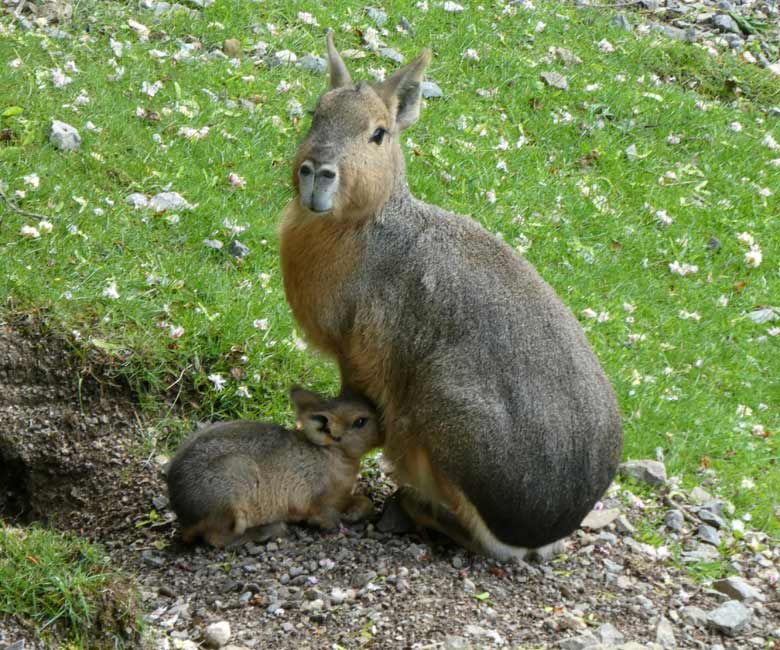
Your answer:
0;320;778;650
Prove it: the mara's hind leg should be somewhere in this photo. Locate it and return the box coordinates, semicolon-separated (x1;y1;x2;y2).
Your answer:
224;521;289;549
341;495;376;523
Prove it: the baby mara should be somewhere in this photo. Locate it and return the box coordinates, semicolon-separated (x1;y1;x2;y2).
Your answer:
167;387;381;547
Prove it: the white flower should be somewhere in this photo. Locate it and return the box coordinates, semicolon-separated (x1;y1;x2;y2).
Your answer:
253;318;269;330
730;122;742;132
38;220;53;233
585;83;600;92
443;1;464;12
736;404;753;417
416;0;429;11
20;225;40;239
293;337;308;351
762;133;779;151
64;60;79;74
51;68;73;88
276;79;291;94
581;308;597;319
227;173;246;189
534;21;546;33
597;311;610;323
731;519;745;533
678;309;701;321
462;49;480;61
757;187;772;197
297;11;318;25
8;58;21;69
597;39;614;54
178;126;209;140
496;160;507;172
485;190;496;204
655;209;673;227
669;261;698;276
367;67;386;82
752;424;765;437
236;385;252;398
740;477;755;490
23;173;40;189
666;134;681;145
141;80;163;97
737;231;754;246
208;373;227;392
102;282;120;300
745;244;762;268
623;302;636;313
169;325;184;339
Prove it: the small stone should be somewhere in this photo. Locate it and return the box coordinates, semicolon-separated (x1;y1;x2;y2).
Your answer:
203;239;223;250
612;14;632;31
149;191;193;212
681;605;708;627
625;144;638;161
619;460;667;486
664;509;685;532
553;47;582;66
558;633;598;650
237;591;252;606
228;240;250;258
379;47;404;64
718;0;734;10
5;641;25;650
463;577;476;592
598;622;625;645
48;120;81;151
581;508;620;530
713;577;765;603
330;587;348;605
365;6;387;26
656;616;677;648
690;486;712;504
299;54;326;74
451;555;464;569
126;192;149;209
707;601;751;637
697;524;721;547
399;16;415;36
273;50;297;65
142;553;165;568
351;571;376;589
540;71;568;90
699;509;725;529
152;495;169;510
422;81;443;99
223;39;241;57
707;237;721;251
712;14;741;34
204;621;231;648
444;637;468;650
464;625;504;646
615;515;635;534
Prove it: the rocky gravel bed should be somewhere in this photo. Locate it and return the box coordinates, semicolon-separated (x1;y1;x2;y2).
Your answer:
1;321;777;649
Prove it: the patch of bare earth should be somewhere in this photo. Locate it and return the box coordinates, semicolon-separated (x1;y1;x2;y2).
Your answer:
0;319;778;650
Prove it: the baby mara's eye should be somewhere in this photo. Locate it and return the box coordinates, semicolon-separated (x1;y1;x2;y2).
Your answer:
370;127;387;145
352;416;369;428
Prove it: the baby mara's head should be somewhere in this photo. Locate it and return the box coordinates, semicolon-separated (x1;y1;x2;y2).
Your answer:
291;387;381;459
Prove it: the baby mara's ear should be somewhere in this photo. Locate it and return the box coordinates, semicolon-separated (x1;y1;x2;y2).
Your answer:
298;410;338;447
290;386;327;416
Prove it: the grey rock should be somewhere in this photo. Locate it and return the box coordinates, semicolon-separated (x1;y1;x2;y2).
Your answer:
541;71;569;90
707;600;751;637
612;13;632;31
444;637;469;650
663;509;685;532
655;24;697;42
379;47;404;64
559;633;599;650
615;515;635;534
299;54;326;74
638;0;658;9
553;47;582;66
5;642;25;650
149;191;193;212
203;239;223;250
351;571;376;589
228;240;250;259
707;237;721;251
712;14;742;34
399;16;415;36
625;143;638;161
697;524;721;546
699;508;725;529
204;620;231;648
152;494;169;510
142;552;165;568
598;622;625;645
126;192;149;209
330;587;348;605
713;577;765;603
48;120;81;152
656;616;677;648
581;508;620;530
619;460;667;486
690;486;712;504
365;6;388;26
422;81;444;99
237;591;252;606
681;605;708;627
719;0;734;11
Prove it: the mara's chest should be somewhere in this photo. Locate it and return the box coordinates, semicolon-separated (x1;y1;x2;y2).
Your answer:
279;205;364;356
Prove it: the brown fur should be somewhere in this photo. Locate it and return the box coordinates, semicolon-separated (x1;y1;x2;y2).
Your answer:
166;388;380;548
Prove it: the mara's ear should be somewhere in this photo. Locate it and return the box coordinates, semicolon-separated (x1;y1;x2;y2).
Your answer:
290;386;326;415
326;30;352;89
378;48;432;131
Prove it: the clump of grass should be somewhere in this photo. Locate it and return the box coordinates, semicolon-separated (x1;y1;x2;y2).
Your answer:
0;523;142;649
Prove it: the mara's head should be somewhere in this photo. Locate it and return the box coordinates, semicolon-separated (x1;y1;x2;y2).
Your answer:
290;386;381;458
293;32;431;220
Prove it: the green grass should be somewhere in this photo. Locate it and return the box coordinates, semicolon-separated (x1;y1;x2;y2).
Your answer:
0;524;141;648
1;0;778;533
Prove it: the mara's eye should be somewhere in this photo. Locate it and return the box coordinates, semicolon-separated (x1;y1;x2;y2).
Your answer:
352;416;369;428
370;127;387;145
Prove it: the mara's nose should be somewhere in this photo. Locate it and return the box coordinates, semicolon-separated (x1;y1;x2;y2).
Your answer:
298;160;339;213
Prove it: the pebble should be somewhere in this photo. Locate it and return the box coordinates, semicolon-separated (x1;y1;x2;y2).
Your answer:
697;524;721;547
379;47;404;64
655;616;677;648
299;54;326;74
203;620;231;648
712;13;741;34
619;460;667;486
663;509;685;532
48;120;80;152
149;191;193;212
581;507;620;530
126;192;149;209
612;13;632;31
713;577;765;603
598;622;624;645
422;80;444;99
365;6;387;26
707;600;751;637
681;605;708;627
540;71;569;90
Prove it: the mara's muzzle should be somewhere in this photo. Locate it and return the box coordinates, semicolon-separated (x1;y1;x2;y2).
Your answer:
298;160;339;214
